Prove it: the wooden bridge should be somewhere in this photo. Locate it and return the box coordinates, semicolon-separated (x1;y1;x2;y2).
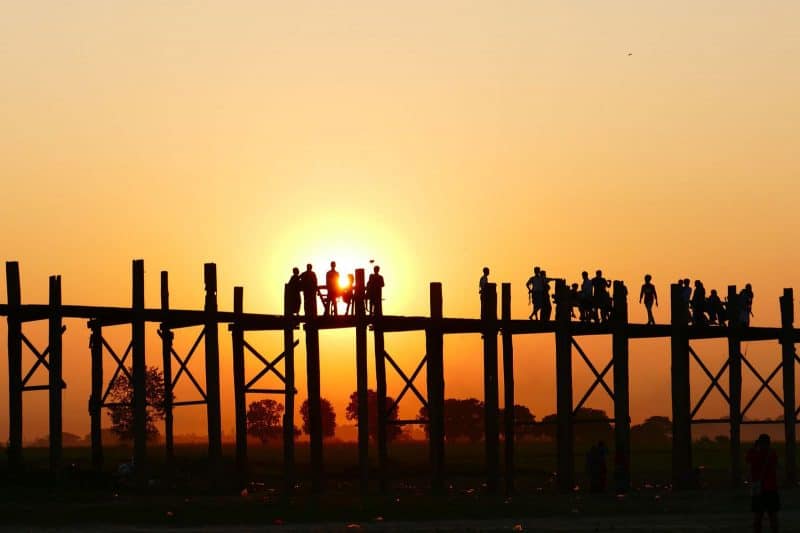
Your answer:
1;260;798;494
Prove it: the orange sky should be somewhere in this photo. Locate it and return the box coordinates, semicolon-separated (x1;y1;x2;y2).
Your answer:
1;1;800;442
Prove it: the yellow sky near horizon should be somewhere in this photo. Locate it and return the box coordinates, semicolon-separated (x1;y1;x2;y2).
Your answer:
1;1;799;443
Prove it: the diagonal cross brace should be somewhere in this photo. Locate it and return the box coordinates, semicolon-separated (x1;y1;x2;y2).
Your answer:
243;339;299;391
100;339;133;406
386;353;428;417
571;338;614;415
20;326;67;387
158;328;207;401
384;350;429;412
688;345;731;420
741;353;783;418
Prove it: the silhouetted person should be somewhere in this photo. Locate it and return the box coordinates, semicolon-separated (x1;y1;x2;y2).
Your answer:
298;264;318;317
526;266;542;320
325;261;340;316
580;271;593;322
592;270;611;323
639;274;658;325
692;280;707;326
707;289;726;325
540;270;553;321
740;283;754;327
287;267;301;316
366;265;384;316
479;267;490;318
342;273;355;315
746;434;779;533
682;278;692;323
570;283;581;319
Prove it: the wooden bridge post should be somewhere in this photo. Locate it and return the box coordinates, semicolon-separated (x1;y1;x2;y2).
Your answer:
160;272;175;467
203;264;223;466
373;286;389;491
554;279;574;491
780;288;796;486
670;283;692;488
727;286;742;486
304;293;324;493
501;283;515;494
48;275;63;475
283;284;296;493
354;268;369;492
131;259;147;475
612;281;630;493
482;283;499;493
89;323;104;470
6;261;23;470
232;287;247;479
426;282;445;493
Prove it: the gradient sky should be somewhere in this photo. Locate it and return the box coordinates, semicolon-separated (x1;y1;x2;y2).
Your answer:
1;1;799;442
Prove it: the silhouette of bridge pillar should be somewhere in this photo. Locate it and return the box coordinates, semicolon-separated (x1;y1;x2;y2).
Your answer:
89;323;103;470
612;280;630;492
304;294;324;493
355;268;369;492
131;259;148;477
203;264;223;468
373;285;389;491
6;261;22;471
670;283;692;488
481;283;499;493
48;275;63;475
282;284;297;494
160;271;175;468
727;285;742;486
426;282;445;493
780;288;796;486
232;287;247;479
554;279;574;491
501;283;515;494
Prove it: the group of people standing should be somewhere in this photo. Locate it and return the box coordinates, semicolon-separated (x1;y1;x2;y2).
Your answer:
676;278;754;327
285;262;385;317
525;267;614;324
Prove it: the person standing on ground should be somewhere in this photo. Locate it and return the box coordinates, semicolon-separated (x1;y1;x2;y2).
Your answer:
366;265;384;316
746;434;779;533
325;261;340;316
639;274;658;325
298;264;318;317
286;267;302;316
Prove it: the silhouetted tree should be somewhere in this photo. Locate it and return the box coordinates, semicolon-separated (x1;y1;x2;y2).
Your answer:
538;407;613;444
107;366;171;441
631;415;671;446
418;398;485;441
345;389;404;442
300;397;336;439
246;399;284;443
499;404;536;439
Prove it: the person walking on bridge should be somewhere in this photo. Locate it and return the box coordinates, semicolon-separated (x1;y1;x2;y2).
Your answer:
639;274;658;325
325;261;340;316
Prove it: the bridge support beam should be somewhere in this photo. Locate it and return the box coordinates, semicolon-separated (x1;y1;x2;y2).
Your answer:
612;281;630;493
555;280;574;491
781;288;796;486
283;285;297;494
204;264;222;468
426;282;445;493
90;323;104;470
355;269;369;492
727;285;742;486
670;283;692;488
6;262;22;471
482;283;499;493
131;259;148;477
501;283;515;494
232;287;247;480
160;272;175;469
48;275;63;475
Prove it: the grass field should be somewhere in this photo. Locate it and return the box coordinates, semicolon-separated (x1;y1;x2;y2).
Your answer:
1;440;797;530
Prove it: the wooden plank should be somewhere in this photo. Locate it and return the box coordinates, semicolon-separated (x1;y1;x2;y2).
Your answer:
160;272;175;467
554;280;574;491
426;282;445;493
670;283;692;488
612;281;630;493
781;288;796;486
131;259;147;477
727;285;742;486
48;275;63;475
501;283;515;494
203;264;222;467
482;283;499;494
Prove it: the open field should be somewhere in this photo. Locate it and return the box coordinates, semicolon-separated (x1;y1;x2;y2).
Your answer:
1;441;797;530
